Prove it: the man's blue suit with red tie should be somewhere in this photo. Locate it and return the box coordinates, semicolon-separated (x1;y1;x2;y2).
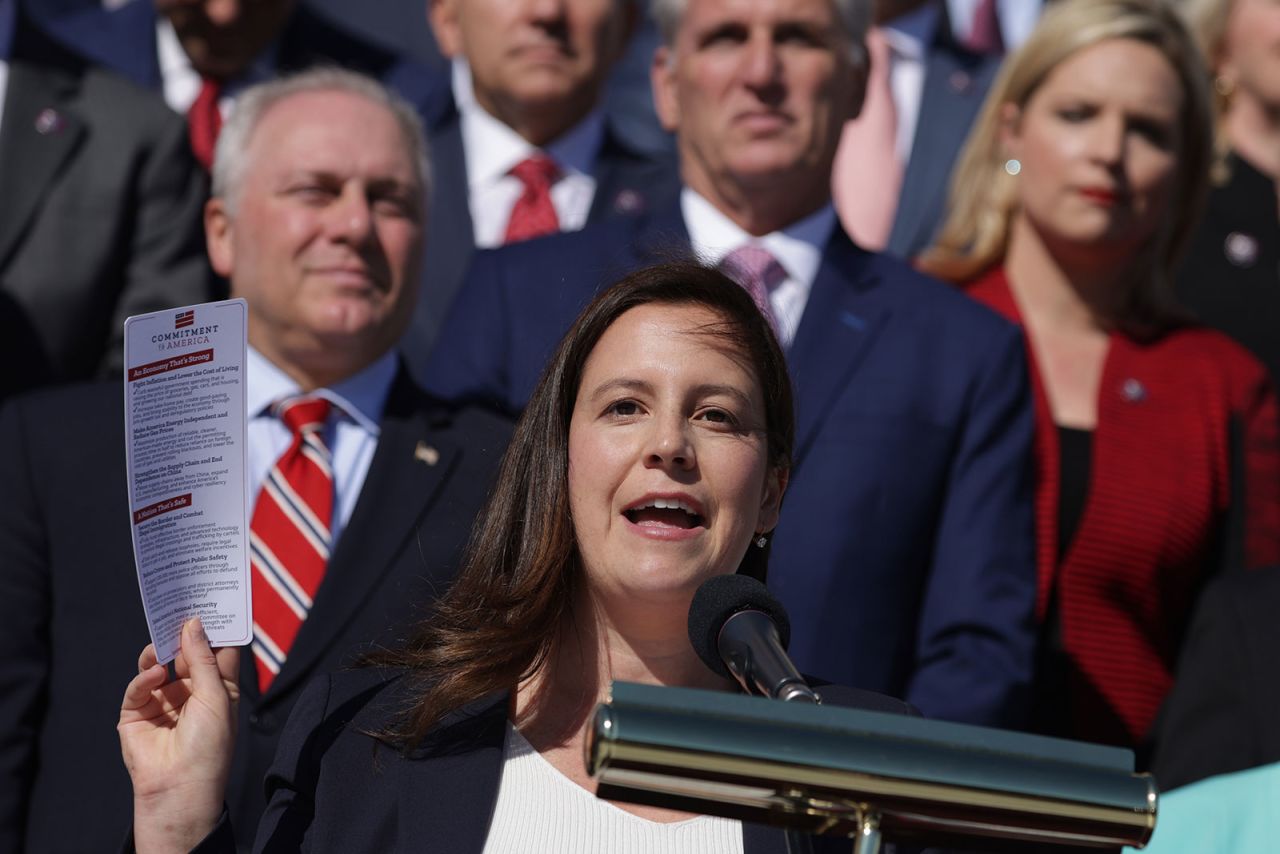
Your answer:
421;203;1038;727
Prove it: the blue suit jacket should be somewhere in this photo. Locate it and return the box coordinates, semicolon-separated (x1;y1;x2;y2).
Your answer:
420;204;1038;727
886;12;1002;259
400;77;680;379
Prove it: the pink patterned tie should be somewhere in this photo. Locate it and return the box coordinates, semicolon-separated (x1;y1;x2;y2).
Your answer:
249;397;334;692
965;0;1004;55
832;27;903;251
721;245;785;331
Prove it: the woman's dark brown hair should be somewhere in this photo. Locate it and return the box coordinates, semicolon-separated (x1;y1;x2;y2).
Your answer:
382;260;794;744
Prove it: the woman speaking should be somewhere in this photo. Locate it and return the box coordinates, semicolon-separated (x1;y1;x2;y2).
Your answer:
920;0;1280;752
118;262;909;853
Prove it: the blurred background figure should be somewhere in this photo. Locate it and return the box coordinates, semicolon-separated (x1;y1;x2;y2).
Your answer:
0;0;212;400
830;0;1046;258
26;0;429;171
1174;0;1280;387
403;0;678;372
920;0;1280;755
305;0;672;158
1151;566;1280;789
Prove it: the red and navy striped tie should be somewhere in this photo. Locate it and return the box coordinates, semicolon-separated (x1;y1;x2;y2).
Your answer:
249;397;333;692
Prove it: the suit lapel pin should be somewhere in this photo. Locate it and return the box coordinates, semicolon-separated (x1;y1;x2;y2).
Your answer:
34;108;64;135
948;70;973;94
414;441;440;466
1121;378;1147;403
612;189;644;215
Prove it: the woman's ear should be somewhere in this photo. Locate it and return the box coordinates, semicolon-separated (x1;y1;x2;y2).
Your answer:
998;101;1024;160
756;466;789;534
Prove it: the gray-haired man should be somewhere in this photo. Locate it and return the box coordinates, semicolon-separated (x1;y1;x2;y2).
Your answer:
0;69;509;853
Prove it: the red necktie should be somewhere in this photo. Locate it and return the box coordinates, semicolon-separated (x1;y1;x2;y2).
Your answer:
965;0;1004;55
503;154;561;244
720;244;785;333
249;397;334;692
188;76;223;171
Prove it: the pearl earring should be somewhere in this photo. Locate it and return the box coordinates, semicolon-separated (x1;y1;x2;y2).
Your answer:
1004;158;1022;176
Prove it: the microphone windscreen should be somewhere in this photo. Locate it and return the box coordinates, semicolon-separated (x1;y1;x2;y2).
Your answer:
688;574;792;678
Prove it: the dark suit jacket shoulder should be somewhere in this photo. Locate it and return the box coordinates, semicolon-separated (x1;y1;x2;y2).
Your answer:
0;17;212;389
1151;568;1280;790
0;370;511;853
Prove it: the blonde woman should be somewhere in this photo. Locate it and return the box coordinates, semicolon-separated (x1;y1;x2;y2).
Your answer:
921;0;1280;751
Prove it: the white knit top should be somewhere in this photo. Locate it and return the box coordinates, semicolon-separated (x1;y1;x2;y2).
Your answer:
480;723;745;854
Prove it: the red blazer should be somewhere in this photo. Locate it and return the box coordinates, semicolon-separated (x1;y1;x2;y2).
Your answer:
967;269;1280;747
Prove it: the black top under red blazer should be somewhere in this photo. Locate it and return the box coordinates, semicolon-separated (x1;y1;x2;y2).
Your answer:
966;269;1280;747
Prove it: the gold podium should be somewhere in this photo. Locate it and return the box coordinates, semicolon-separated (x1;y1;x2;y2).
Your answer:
587;682;1156;853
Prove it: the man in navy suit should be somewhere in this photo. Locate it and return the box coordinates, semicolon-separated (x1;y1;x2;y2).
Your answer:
424;0;1036;728
401;0;680;373
832;0;1047;260
0;70;509;853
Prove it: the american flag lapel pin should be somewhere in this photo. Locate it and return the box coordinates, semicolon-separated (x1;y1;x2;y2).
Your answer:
414;441;439;466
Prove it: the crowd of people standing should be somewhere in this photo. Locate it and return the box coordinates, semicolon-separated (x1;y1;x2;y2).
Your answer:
2;0;1279;851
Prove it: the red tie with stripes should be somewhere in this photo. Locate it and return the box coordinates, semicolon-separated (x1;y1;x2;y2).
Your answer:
249;397;334;692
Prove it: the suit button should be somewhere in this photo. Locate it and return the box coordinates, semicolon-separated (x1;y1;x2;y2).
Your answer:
248;711;277;732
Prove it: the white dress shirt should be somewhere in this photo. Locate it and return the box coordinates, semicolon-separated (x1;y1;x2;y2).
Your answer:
246;347;396;545
156;17;275;119
882;4;935;166
452;60;604;248
681;188;836;349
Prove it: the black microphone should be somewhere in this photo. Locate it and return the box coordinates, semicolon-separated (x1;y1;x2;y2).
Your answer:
688;574;820;704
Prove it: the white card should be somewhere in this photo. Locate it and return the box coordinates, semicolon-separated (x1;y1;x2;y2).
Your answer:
124;299;251;664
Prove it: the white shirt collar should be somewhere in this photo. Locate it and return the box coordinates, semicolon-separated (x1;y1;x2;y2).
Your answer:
680;188;834;287
882;3;934;62
450;57;606;190
246;347;396;437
